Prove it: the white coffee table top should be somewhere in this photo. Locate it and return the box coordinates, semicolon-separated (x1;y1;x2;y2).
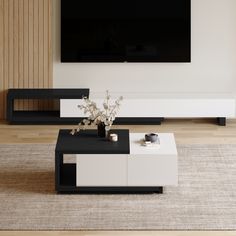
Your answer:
130;133;177;156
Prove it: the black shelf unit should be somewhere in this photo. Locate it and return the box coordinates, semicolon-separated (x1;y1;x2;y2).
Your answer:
7;89;89;124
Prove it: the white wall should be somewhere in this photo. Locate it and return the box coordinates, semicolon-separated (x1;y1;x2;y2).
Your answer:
53;0;236;96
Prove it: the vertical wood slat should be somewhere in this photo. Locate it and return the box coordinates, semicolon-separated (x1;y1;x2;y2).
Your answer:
13;0;19;109
33;0;39;110
48;0;53;110
43;0;49;110
0;0;52;119
0;0;3;119
23;0;29;110
18;0;24;109
8;0;14;90
28;0;34;110
38;0;44;110
48;0;52;89
3;0;9;118
13;0;18;88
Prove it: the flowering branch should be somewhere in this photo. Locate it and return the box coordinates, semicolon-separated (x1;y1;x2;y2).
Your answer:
71;91;123;135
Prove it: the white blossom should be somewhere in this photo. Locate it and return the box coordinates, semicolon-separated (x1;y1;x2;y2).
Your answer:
71;91;123;135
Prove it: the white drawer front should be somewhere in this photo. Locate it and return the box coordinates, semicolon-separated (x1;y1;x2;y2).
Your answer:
76;154;127;186
128;155;178;186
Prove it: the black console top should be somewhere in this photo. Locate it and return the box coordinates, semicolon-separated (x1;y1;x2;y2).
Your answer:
56;129;130;154
7;89;89;99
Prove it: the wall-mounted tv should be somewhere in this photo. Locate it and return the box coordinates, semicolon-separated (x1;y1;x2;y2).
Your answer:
61;0;191;63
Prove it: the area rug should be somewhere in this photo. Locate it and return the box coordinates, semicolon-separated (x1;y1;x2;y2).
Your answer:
0;144;236;230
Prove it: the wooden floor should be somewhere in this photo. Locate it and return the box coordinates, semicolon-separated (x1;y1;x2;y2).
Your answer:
1;118;236;236
1;118;236;145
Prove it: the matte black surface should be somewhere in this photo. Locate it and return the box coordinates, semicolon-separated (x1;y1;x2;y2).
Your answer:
60;163;76;187
114;117;164;125
9;111;84;125
7;88;89;99
56;129;130;154
58;187;163;194
7;89;89;124
217;117;226;126
61;0;191;62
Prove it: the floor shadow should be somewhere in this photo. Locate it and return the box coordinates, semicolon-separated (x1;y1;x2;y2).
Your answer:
0;169;56;194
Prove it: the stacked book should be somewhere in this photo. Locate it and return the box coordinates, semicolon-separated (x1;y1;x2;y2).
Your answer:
141;138;161;148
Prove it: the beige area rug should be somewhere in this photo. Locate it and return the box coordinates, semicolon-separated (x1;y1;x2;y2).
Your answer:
0;144;236;230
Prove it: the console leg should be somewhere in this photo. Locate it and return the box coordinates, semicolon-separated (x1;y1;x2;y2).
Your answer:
217;117;226;126
155;187;163;194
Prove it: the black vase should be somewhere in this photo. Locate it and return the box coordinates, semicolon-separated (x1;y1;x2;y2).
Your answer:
97;122;107;138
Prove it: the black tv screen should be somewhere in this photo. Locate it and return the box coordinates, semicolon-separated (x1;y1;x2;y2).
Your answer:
61;0;191;62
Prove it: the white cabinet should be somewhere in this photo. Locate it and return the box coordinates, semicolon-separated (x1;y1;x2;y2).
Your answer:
76;133;178;188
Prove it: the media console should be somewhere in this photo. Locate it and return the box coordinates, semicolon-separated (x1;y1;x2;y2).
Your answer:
7;90;235;126
60;94;236;126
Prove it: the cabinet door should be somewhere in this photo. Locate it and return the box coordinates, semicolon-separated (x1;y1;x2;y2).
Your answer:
76;154;127;186
128;155;178;186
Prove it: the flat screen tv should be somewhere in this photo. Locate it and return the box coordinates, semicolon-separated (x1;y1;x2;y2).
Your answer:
61;0;191;63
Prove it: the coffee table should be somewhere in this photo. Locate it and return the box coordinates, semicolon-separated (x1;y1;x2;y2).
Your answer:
55;129;178;194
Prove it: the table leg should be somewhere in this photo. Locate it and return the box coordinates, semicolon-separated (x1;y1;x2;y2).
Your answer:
55;151;63;192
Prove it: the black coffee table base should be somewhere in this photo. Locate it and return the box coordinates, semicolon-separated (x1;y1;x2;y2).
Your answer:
57;187;163;194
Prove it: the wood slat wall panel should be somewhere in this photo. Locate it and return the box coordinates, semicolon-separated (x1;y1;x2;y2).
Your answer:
0;0;52;119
